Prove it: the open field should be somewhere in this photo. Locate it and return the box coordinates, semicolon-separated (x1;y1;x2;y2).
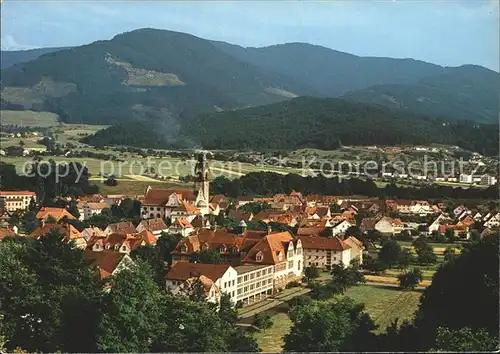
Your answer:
253;284;422;352
96;180;190;196
0;110;60;127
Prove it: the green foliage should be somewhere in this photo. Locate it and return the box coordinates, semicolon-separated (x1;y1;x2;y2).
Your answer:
397;268;423;290
378;239;402;268
238;201;272;214
303;264;320;282
130;245;165;286
443;246;458;263
193;248;223;264
413;237;437;265
253;313;274;330
0;231;102;352
397;248;414;268
284;297;377;352
413;236;499;350
435;327;498;352
184;96;498;154
329;263;365;295
156;233;184;265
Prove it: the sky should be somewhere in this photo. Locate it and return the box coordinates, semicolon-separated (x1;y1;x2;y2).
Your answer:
1;0;499;70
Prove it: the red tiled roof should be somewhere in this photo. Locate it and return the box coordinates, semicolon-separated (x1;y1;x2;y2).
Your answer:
36;207;75;221
83;250;129;279
166;262;231;282
29;223;84;242
0;191;36;196
137;218;167;232
298;235;351;251
143;188;195;205
243;231;295;265
106;221;136;234
297;227;327;236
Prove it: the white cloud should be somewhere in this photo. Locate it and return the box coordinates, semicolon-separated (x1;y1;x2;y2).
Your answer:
1;34;38;50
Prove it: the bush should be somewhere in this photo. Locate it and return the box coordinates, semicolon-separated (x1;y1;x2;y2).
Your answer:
253;313;273;330
286;281;301;289
397;268;423;290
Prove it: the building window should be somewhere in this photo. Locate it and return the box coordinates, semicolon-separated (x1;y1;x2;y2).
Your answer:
224;282;227;288
237;277;242;284
256;281;260;287
157;207;161;211
256;271;261;277
231;280;235;286
250;273;254;280
157;213;161;218
267;279;272;284
181;244;188;253
298;260;301;271
237;288;242;295
244;275;248;282
244;286;248;292
256;252;263;262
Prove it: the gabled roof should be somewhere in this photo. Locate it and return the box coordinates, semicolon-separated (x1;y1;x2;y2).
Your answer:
298;235;351;251
190;215;211;228
174;201;200;215
171;218;194;229
344;236;364;250
36;207;75;221
243;231;295;265
105;221;136;234
29;223;84;242
137;218;167;232
143;188;196;205
166;262;231;282
83;250;130;279
297;227;328;236
85;202;108;210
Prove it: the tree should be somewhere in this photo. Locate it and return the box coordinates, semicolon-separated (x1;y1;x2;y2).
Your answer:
397;248;414;268
445;227;455;242
329;263;365;295
130;245;165;286
284;298;376;352
0;231;102;353
363;254;388;273
218;293;237;325
156;233;183;265
414;239;437;265
378;239;402;268
45;214;57;224
435;327;498;352
104;177;118;186
253;313;273;330
67;199;80;219
345;225;362;238
443;246;457;263
238;201;271;214
397;230;413;241
303;264;320;282
194;248;223;264
397;268;423;290
413;236;499;350
96;262;164;352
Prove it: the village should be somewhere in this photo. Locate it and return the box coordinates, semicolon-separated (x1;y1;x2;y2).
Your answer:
1;152;498;313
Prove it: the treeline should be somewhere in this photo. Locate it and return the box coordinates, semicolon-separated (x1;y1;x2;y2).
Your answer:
0;161;99;204
210;172;499;200
182;97;499;155
0;231;258;352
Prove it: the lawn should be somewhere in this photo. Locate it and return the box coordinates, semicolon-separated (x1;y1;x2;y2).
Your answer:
0;110;59;127
253;284;422;352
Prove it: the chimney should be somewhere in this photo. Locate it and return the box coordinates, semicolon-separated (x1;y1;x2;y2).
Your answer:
41;219;45;228
267;224;272;235
214;222;217;231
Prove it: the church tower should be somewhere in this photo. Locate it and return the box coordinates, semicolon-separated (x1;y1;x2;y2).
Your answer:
194;151;210;213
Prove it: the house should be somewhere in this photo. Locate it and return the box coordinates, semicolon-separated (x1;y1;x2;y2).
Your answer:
242;231;303;290
168;274;222;305
29;223;86;249
331;219;352;237
81;227;106;241
104;195;127;207
83;250;135;279
453;205;468;217
360;216;403;235
87;230;157;254
36;207;75;222
484;213;500;228
136;218;168;236
141;186;196;219
228;210;254;223
168;218;195;237
428;214;451;233
234;264;275;305
344;236;364;264
0;191;36;212
297;227;331;237
166;262;239;305
298;235;351;268
82;202;108;220
170;201;201;223
104;221;136;235
190;215;211;229
236;196;258;209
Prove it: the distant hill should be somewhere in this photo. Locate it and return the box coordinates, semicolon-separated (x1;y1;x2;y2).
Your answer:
1;28;497;127
84;96;499;156
212;41;445;97
342;65;499;123
1;47;68;69
0;29;316;124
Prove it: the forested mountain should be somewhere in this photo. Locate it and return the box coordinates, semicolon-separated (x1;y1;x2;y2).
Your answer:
0;47;68;69
84;97;499;155
212;41;445;97
1;28;497;126
342;65;499;123
0;28;316;124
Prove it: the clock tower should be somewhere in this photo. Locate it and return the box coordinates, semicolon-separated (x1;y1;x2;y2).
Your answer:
194;151;210;213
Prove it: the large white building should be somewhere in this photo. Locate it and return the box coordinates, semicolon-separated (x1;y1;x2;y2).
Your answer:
0;191;36;212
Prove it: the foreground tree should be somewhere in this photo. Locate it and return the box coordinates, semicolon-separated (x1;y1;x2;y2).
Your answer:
435;327;498;352
284;298;376;352
329;263;365;294
413;236;499;350
96;263;164;352
0;232;102;352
